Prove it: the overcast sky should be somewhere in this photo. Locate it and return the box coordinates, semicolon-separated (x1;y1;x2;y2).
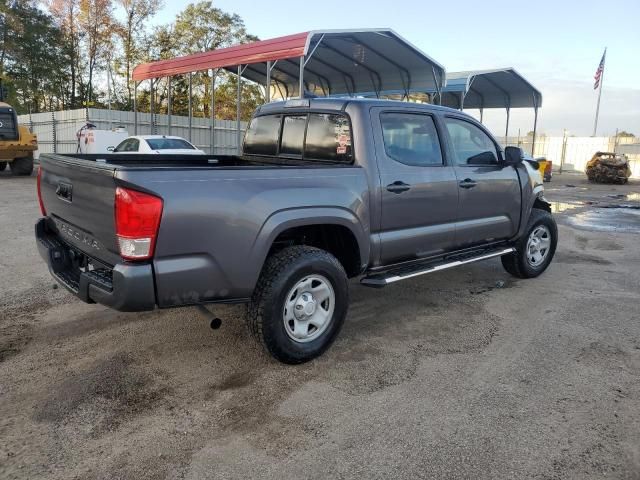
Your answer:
150;0;640;137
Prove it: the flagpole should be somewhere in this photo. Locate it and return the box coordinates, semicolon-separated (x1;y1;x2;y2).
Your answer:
592;48;606;136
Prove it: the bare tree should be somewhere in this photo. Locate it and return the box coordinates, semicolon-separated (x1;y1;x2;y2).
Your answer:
78;0;116;103
117;0;162;108
46;0;81;107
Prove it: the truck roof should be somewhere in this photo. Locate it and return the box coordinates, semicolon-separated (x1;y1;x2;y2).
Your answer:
256;97;467;117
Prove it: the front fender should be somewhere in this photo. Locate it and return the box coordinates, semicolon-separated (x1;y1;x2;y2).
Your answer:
515;190;551;241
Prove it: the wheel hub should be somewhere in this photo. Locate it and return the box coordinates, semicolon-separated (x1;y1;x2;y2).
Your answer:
283;275;335;343
295;292;317;318
526;225;551;267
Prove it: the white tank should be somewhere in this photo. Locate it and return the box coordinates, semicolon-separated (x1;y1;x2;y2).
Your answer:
77;125;129;154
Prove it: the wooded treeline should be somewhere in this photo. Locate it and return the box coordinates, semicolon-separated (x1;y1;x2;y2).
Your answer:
0;0;264;119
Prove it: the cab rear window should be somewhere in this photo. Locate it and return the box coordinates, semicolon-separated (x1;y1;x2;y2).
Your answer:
305;114;352;162
243;112;352;163
280;115;306;156
244;115;281;156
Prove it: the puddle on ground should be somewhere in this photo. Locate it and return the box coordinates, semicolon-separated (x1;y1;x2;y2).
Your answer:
551;202;585;213
566;208;640;234
599;204;640;210
607;193;640;201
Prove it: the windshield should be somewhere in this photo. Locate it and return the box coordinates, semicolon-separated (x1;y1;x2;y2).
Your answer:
146;138;195;150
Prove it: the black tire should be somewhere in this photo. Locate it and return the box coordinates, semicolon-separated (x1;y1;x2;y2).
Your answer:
9;155;34;176
0;161;6;171
247;245;349;364
502;208;558;279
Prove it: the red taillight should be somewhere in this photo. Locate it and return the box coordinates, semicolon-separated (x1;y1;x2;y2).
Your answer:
114;187;163;260
37;165;46;216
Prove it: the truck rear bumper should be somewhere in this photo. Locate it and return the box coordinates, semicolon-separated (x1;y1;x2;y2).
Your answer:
35;218;156;312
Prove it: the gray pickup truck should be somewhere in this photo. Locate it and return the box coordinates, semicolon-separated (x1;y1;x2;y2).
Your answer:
36;98;557;363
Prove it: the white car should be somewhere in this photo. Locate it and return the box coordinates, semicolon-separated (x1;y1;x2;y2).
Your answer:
108;135;205;155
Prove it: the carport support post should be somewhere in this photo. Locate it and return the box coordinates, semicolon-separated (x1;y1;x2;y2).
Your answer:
133;81;138;135
167;77;172;136
266;61;271;102
299;56;305;98
149;79;155;134
188;72;192;143
210;69;216;154
531;106;538;156
237;65;242;155
505;106;510;145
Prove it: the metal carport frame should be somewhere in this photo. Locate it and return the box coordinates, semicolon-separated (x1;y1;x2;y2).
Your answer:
432;68;543;154
132;29;446;154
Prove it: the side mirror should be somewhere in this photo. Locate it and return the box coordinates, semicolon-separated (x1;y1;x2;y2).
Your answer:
106;146;115;152
504;146;524;166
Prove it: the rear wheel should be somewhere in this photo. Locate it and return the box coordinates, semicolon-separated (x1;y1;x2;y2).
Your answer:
9;155;34;176
247;246;349;364
0;161;6;171
502;209;558;278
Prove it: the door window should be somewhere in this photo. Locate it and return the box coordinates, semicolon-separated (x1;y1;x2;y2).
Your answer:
114;138;138;152
380;113;443;166
444;117;498;166
146;138;195;150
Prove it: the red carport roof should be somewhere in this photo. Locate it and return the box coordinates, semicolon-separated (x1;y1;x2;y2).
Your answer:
132;29;446;97
132;32;309;81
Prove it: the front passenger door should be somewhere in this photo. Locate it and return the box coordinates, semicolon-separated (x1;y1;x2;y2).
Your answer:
374;110;459;265
442;116;521;248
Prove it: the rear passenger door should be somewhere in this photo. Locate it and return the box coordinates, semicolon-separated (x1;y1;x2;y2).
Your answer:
442;116;521;247
373;108;459;265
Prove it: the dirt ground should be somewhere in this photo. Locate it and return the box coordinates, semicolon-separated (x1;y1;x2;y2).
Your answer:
1;169;639;480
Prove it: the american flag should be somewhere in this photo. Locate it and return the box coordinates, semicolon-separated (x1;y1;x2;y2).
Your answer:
594;49;606;90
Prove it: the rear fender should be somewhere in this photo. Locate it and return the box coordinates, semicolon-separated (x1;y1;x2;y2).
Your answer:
248;207;369;285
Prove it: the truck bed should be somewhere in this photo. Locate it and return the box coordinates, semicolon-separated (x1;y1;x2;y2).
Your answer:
37;152;369;308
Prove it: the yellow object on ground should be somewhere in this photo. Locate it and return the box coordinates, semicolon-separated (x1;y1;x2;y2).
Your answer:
0;101;37;175
536;158;552;182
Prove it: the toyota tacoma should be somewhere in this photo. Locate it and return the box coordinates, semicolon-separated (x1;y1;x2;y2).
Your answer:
36;98;557;363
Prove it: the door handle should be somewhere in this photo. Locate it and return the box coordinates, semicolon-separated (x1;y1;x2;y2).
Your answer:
386;181;411;194
459;178;477;189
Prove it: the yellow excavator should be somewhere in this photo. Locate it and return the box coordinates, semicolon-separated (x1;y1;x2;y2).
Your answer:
0;83;38;175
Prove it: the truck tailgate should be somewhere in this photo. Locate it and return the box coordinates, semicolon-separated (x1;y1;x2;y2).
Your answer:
39;155;122;266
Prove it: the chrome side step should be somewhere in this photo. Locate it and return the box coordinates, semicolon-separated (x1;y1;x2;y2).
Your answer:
360;247;515;287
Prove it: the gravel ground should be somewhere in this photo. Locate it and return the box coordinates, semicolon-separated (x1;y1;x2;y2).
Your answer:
1;169;639;480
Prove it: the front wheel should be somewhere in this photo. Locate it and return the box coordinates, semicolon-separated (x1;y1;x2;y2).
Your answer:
502;209;558;278
0;161;7;171
247;246;349;364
